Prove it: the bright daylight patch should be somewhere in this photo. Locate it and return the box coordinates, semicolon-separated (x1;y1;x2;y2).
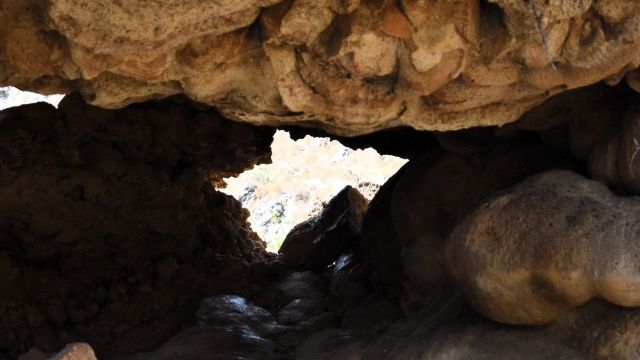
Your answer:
0;86;65;110
221;130;408;252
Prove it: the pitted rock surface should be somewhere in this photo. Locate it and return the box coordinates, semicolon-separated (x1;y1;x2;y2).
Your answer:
3;1;640;134
446;170;640;325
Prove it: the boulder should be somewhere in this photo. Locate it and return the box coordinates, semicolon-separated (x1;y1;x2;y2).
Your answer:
278;298;326;325
364;140;577;306
446;170;640;325
0;94;274;357
127;295;278;360
279;186;368;269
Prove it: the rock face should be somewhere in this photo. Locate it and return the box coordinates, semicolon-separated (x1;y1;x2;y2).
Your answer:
3;1;640;134
0;95;274;358
4;1;640;354
447;170;640;325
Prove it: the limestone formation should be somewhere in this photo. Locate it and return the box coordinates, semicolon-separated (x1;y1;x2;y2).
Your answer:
446;170;640;325
3;1;640;135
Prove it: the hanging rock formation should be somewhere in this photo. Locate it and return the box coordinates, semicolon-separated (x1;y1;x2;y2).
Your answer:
3;1;640;135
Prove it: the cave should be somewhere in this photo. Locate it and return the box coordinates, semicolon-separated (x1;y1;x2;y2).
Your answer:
2;1;640;359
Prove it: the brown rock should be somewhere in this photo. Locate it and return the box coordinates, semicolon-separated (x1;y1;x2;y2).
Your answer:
3;2;640;135
364;140;576;306
279;186;368;269
0;95;274;357
446;170;640;325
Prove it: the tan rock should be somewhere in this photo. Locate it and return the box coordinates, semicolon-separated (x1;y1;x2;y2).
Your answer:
48;343;96;360
3;1;640;134
446;170;640;325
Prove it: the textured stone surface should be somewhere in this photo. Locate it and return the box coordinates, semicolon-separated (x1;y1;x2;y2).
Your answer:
0;95;274;358
446;170;640;325
586;98;640;194
3;1;640;134
363;136;577;308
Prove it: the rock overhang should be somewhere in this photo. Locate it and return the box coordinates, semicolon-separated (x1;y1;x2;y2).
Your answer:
2;0;640;136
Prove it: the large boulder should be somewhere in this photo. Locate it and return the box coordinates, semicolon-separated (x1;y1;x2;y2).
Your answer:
446;170;640;325
363;139;577;306
279;186;368;269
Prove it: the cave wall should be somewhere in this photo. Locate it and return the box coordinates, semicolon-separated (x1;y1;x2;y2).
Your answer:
0;94;274;358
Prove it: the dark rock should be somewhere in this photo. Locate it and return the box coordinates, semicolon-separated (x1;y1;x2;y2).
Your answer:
587;98;640;194
330;254;367;299
127;295;280;360
363;140;577;307
0;95;274;358
126;325;275;360
278;186;368;269
196;295;283;337
340;297;402;333
278;298;326;325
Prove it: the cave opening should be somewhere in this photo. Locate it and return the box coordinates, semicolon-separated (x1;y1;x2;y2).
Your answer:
219;130;408;252
0;87;65;110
